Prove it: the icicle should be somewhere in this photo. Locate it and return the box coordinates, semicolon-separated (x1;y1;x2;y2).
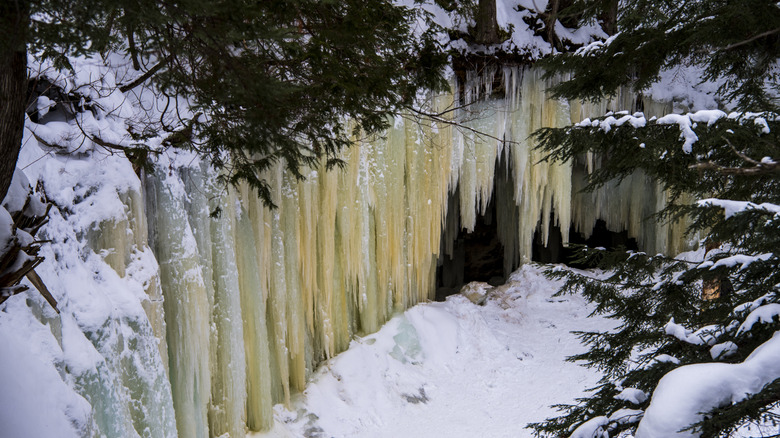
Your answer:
236;187;274;432
145;166;211;438
205;181;247;438
267;165;292;406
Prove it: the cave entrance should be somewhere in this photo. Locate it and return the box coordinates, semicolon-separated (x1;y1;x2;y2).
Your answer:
436;190;507;301
436;156;515;301
435;155;643;300
532;218;639;267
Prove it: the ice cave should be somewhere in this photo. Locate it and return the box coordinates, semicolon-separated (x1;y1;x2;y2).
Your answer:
2;65;694;438
7;0;780;435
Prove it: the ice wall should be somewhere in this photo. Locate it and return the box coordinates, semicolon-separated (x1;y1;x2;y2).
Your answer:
0;131;177;438
146;90;457;435
442;67;688;273
144;67;691;438
2;65;691;438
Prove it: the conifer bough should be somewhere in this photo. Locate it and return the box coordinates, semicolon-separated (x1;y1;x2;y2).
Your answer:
3;0;449;206
529;0;780;436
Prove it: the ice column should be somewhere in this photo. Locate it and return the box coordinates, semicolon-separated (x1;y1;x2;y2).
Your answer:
84;186;177;438
145;168;211;438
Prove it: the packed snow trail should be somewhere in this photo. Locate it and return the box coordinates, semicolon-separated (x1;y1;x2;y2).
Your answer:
257;265;612;438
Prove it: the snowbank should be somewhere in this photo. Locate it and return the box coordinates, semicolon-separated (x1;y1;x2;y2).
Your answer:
637;332;780;437
266;265;612;438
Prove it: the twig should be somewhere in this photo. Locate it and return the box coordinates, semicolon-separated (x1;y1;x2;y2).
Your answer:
405;106;520;146
724;137;761;165
118;56;170;93
720;28;780;52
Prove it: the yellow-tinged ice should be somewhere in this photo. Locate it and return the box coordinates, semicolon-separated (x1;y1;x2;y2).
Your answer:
88;189;169;374
146;67;694;436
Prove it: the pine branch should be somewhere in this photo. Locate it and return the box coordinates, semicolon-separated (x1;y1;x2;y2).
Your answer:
690;137;780;175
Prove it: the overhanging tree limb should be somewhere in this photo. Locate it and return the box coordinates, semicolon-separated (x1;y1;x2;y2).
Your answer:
118;56;169;93
689;161;780;175
719;27;780;52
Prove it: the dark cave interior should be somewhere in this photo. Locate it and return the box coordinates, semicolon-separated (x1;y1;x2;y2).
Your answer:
436;171;638;301
532;219;638;267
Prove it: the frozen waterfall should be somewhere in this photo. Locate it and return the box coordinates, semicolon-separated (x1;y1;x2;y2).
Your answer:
3;67;692;438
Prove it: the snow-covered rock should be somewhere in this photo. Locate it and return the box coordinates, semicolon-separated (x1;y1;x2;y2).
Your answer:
459;281;492;305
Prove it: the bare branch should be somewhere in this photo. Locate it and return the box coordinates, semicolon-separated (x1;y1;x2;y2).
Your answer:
720;28;780;52
692;136;780;175
26;269;59;314
405;106;520;146
689;161;780;175
118;56;170;93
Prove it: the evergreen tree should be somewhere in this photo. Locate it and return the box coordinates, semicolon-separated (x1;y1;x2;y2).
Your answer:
6;0;449;205
527;0;780;436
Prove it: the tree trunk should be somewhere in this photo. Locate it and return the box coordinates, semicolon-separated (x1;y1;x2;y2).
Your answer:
474;0;500;44
546;0;561;51
0;1;28;203
599;0;619;36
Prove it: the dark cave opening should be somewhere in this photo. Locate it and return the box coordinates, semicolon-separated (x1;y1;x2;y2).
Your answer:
436;187;507;301
436;154;516;301
532;218;639;267
435;155;642;301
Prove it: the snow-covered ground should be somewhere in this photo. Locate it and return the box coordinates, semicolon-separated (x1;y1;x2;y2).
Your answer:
258;265;613;438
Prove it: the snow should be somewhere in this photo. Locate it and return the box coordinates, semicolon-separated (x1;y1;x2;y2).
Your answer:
698;198;780;219
0;208;14;255
569;416;610;438
609;408;644;425
754;117;770;134
576;113;647;131
0;301;94;438
615;388;648;405
653;354;681;364
399;0;606;60
637;332;780;437
653;113;698;153
575;110;735;153
259;265;613;438
709;253;772;271
646;65;723;111
574;32;621;57
737;304;780;335
665;318;721;346
3;168;46;216
734;293;775;315
710;341;738;360
493;0;606;57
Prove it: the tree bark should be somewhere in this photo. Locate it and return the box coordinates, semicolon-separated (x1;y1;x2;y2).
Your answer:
546;0;561;51
474;0;501;44
0;1;28;203
599;0;619;36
